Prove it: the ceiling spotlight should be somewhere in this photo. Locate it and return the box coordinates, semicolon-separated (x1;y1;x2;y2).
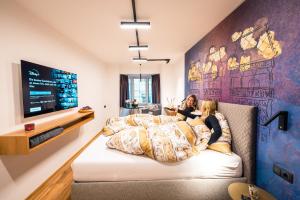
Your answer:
129;45;149;51
132;57;148;63
120;21;151;29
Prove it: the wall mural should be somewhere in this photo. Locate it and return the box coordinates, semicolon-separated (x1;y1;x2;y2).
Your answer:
185;0;300;199
188;17;281;143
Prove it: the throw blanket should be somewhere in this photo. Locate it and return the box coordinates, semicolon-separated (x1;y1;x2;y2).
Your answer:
103;114;212;162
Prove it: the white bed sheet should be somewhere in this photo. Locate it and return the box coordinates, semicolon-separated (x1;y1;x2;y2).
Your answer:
72;136;242;182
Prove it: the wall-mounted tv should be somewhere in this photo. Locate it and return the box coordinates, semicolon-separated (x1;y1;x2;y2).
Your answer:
21;60;78;118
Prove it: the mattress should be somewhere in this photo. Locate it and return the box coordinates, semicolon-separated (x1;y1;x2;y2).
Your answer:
72;136;242;182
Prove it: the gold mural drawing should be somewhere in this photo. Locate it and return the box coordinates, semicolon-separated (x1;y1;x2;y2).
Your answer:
187;17;283;143
188;17;282;81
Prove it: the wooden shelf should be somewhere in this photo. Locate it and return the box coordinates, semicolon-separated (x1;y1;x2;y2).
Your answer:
0;111;95;155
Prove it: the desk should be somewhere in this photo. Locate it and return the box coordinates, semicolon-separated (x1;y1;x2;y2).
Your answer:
228;183;276;200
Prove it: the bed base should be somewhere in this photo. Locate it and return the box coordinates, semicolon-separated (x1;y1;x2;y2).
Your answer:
72;177;247;200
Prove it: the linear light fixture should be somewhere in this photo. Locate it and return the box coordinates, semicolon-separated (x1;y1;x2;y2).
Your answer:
147;58;170;64
129;45;149;51
120;21;151;29
132;57;148;63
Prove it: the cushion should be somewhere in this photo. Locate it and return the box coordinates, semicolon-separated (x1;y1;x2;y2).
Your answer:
207;112;232;154
102;116;133;136
188;118;211;148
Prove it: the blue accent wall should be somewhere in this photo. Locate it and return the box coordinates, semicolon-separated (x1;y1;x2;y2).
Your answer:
184;0;300;199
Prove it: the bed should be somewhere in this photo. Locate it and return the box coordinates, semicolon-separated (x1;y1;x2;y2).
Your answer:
71;102;257;200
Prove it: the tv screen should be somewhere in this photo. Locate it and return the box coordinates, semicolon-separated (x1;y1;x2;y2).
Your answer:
21;60;78;118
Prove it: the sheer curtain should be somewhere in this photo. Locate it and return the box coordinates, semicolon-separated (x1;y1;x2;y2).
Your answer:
151;74;161;104
120;74;129;107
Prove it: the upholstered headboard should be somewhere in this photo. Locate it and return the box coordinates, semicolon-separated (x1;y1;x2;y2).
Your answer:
217;102;257;183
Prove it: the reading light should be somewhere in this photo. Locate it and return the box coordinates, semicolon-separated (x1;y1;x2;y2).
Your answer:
129;45;149;51
132;58;148;63
120;21;151;29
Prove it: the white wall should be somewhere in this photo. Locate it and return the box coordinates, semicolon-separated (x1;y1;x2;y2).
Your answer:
0;1;110;199
0;1;186;199
161;56;185;107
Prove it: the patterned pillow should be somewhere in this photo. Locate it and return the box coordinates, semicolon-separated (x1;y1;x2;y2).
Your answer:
207;112;232;154
188;118;211;149
102;116;132;136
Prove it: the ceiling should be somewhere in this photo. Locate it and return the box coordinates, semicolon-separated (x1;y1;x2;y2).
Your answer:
15;0;244;65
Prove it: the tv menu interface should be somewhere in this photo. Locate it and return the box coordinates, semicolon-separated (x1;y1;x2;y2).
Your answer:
21;60;78;118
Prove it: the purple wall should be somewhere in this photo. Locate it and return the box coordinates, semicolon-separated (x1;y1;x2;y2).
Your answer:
184;0;300;199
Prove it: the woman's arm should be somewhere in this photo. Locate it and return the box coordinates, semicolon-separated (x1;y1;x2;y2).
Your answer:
177;108;199;119
205;115;222;145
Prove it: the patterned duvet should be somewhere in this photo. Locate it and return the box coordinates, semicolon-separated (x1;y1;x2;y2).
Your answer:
102;114;211;162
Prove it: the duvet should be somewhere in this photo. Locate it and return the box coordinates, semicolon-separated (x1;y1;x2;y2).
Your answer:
102;114;211;162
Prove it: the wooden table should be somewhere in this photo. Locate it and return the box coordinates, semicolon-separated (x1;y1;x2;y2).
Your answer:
228;183;276;200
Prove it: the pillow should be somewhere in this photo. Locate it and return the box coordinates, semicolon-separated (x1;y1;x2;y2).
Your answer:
188;118;211;148
207;112;232;154
102;116;133;136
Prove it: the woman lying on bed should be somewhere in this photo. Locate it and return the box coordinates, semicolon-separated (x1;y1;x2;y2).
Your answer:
174;96;222;146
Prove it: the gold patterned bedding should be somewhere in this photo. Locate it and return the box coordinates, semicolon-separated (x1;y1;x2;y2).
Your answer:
106;121;209;162
102;114;181;136
103;114;212;162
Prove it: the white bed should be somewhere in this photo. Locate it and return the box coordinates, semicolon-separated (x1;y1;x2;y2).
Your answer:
71;102;257;200
72;136;242;182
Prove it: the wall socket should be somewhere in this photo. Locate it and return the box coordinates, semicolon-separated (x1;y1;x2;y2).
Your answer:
273;164;294;184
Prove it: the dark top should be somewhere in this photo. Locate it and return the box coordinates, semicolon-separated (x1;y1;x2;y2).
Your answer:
178;107;222;145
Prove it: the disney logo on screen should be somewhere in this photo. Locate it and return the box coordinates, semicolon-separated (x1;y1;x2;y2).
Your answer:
28;69;40;77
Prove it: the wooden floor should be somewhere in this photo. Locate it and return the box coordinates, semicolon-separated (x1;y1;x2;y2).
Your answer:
27;161;73;200
26;132;101;200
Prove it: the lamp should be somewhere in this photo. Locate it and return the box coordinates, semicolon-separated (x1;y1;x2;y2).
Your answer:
120;21;151;29
147;58;170;64
132;57;148;63
129;45;149;51
263;111;288;131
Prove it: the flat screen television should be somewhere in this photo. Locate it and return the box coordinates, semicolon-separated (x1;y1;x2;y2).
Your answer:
21;60;78;118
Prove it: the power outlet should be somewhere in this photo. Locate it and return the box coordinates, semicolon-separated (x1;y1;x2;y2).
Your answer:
281;168;294;184
273;164;294;184
273;164;281;176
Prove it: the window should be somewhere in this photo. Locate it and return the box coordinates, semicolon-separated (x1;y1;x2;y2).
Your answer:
128;75;152;104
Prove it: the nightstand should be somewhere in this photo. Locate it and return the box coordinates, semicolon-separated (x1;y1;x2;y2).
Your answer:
228;182;276;200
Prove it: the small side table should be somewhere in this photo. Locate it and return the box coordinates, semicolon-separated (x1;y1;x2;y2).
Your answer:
120;107;141;117
228;183;276;200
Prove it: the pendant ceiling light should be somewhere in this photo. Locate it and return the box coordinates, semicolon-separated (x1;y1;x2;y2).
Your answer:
129;45;149;51
120;21;151;29
121;0;170;64
132;57;148;63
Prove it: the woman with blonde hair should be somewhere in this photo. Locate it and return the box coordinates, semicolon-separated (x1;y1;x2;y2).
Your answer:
175;98;222;145
199;100;222;145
